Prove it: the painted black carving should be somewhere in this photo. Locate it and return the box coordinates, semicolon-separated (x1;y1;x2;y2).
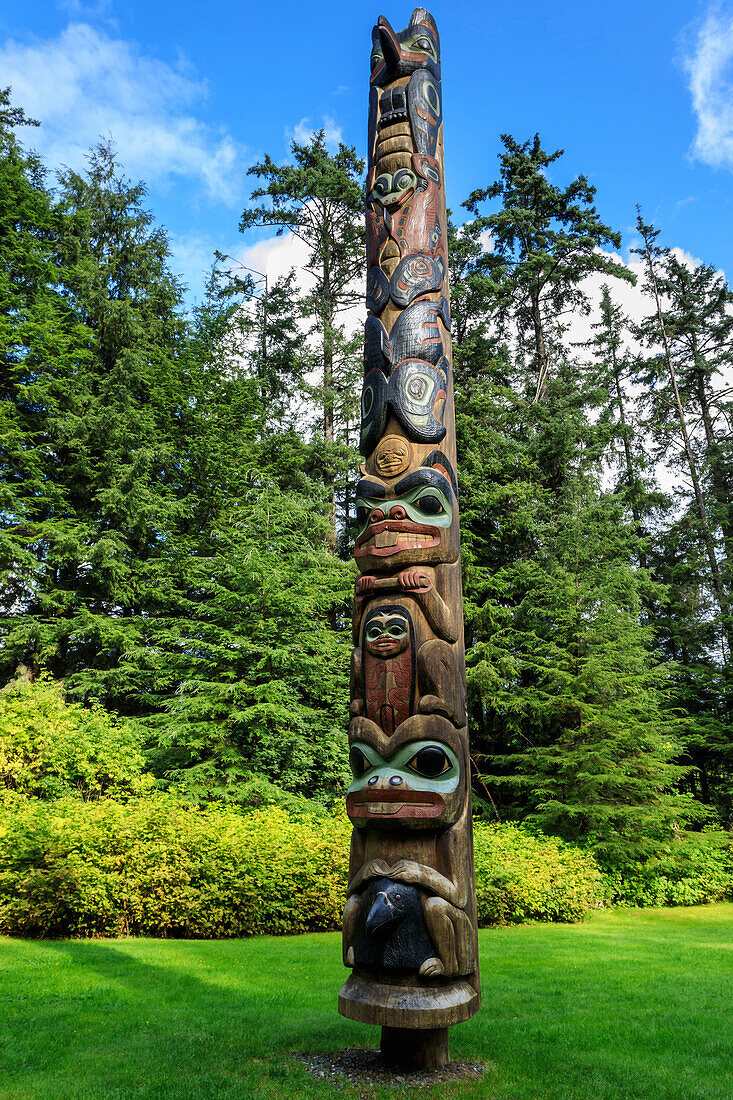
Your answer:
407;69;442;157
367;266;390;314
370;10;441;88
360;369;389;456
360;356;449;455
379;86;408;127
391;254;445;307
353;877;437;972
390;297;450;366
365;314;391;375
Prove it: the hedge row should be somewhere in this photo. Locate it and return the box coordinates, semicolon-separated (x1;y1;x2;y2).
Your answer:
0;794;605;937
3;795;729;938
603;830;733;908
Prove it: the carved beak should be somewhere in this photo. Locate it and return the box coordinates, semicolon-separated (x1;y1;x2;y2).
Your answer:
365;890;402;937
378;17;401;75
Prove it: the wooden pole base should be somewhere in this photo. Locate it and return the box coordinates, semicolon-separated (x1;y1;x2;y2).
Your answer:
380;1026;450;1070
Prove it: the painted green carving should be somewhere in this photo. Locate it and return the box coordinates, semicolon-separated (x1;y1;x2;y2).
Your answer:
370;169;418;208
355;482;453;539
347;739;460;795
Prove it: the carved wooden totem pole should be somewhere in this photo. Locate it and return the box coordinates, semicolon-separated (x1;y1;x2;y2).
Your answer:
338;7;480;1069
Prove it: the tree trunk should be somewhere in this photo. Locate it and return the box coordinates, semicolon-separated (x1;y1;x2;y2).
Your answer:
322;252;336;548
641;237;732;662
531;291;550;402
691;342;733;568
611;346;647;571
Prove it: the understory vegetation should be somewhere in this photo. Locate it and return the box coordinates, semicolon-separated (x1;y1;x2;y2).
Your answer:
1;87;732;933
0;680;730;937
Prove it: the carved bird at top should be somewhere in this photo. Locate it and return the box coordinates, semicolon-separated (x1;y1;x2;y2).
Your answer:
370;8;440;86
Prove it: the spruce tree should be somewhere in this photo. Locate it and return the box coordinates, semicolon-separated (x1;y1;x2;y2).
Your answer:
3;139;191;702
499;480;704;867
239;132;365;543
463;134;633;402
632;211;731;663
121;270;353;802
0;91;91;679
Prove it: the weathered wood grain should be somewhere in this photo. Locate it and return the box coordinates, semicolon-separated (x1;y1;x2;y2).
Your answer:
339;8;480;1062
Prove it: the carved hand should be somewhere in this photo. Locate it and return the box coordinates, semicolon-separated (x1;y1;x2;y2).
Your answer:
385;857;423;883
355;576;376;598
382;858;466;908
346;858;391;896
398;569;431;592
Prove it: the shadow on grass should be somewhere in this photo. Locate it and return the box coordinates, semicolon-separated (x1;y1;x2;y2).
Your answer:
0;933;382;1099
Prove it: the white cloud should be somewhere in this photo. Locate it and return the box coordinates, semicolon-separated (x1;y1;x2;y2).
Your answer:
0;23;248;203
567;247;710;351
170;230;314;305
684;5;733;170
59;0;115;21
235;233;313;286
288;115;344;151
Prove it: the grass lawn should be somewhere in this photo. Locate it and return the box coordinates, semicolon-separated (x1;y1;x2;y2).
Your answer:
0;905;731;1099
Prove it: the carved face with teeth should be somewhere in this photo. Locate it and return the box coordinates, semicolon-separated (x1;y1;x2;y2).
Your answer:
354;452;459;572
346;737;462;830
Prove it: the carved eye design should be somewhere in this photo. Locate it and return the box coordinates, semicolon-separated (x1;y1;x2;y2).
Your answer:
370;51;384;69
407;745;451;778
410;35;436;57
350;746;370;778
415;494;444;516
392;168;416;193
373;174;391;197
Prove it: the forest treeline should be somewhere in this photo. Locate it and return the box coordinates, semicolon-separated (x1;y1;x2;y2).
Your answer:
1;88;732;897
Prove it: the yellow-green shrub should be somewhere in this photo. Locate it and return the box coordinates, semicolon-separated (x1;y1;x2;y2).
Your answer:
602;830;733;908
0;678;148;799
473;822;603;923
0;795;353;937
0;795;604;937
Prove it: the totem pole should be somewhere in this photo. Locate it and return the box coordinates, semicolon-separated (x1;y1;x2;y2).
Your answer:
338;8;480;1069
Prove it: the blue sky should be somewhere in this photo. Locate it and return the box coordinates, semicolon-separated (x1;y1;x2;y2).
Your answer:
1;0;732;300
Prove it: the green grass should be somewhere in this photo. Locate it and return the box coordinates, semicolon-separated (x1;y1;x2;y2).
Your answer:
0;906;731;1099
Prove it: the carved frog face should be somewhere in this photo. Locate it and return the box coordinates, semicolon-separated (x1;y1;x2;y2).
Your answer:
346;738;461;830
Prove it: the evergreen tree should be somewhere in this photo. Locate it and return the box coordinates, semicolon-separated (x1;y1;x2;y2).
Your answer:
35;141;190;701
239;132;365;542
586;286;663;573
463;134;633;402
118;271;353;802
0;90;91;679
633;211;732;663
498;481;704;868
653;252;733;584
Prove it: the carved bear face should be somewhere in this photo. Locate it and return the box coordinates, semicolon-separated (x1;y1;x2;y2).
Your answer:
354;452;459;572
